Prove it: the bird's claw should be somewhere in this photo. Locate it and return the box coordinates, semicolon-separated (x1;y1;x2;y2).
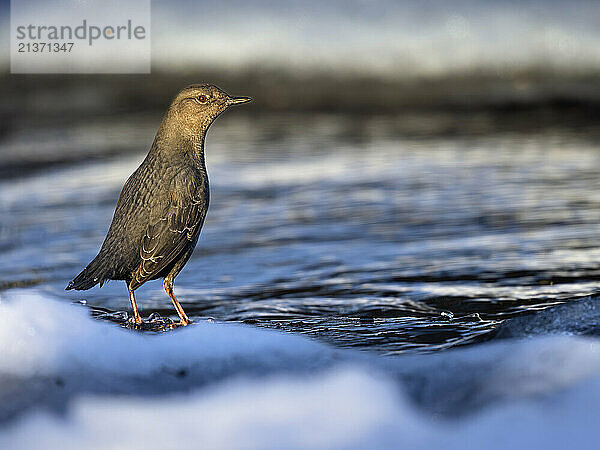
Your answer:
127;315;144;326
124;312;190;330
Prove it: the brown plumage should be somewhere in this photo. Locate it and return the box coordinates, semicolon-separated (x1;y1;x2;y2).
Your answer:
66;84;251;325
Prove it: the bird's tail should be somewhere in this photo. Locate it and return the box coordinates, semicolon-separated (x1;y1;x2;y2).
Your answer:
65;255;108;290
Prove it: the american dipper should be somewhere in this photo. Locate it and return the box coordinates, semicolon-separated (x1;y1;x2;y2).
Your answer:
66;84;251;325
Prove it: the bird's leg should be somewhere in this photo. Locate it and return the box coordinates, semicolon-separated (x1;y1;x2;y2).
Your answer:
128;285;143;325
163;279;190;326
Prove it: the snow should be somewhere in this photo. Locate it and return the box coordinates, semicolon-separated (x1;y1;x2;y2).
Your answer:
0;291;341;378
150;1;600;77
1;291;600;449
3;361;600;450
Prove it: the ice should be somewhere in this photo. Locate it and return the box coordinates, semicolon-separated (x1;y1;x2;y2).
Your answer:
2;291;600;449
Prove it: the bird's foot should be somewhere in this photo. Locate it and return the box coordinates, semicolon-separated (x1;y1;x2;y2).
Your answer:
176;318;191;327
126;315;144;326
123;312;188;330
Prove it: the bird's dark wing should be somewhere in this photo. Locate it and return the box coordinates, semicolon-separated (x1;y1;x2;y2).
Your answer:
130;169;208;289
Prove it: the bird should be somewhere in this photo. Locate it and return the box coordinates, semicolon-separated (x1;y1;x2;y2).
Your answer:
66;84;251;326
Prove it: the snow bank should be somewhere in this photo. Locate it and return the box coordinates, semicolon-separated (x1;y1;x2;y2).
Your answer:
0;290;340;378
0;368;413;450
497;296;600;338
2;291;600;449
3;362;600;450
0;290;344;422
390;331;600;415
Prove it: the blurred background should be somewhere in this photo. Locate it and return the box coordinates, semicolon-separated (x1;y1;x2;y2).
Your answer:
2;0;600;353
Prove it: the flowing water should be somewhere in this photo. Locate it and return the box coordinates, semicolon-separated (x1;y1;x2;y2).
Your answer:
2;113;600;354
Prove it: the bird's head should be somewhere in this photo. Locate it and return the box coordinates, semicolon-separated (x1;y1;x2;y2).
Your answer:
163;84;251;144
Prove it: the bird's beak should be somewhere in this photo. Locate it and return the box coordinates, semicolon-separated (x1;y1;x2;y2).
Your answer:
227;96;252;106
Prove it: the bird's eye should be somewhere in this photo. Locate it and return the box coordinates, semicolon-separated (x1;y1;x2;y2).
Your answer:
197;94;208;103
